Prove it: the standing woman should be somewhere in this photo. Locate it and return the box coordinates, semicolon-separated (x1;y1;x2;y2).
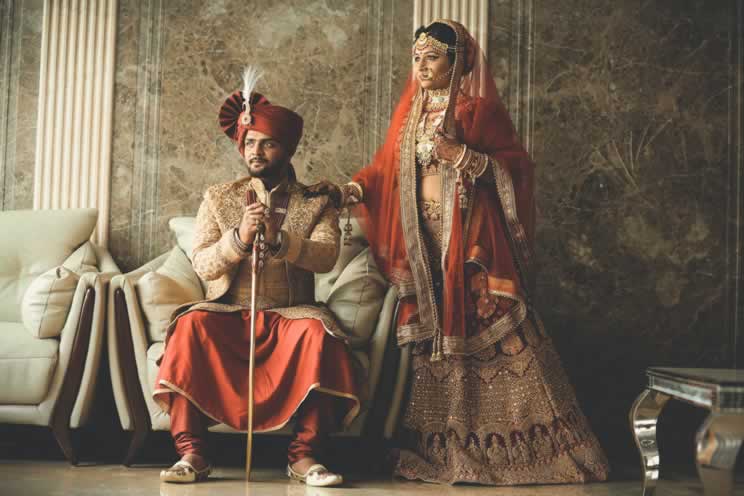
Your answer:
310;19;609;485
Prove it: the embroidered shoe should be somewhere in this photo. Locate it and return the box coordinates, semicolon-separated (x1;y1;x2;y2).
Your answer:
160;459;212;483
286;463;343;487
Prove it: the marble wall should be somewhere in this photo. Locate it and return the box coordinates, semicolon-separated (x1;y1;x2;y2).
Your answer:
109;0;414;269
528;0;742;462
0;0;43;211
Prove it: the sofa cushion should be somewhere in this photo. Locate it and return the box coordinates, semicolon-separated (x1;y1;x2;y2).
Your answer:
0;209;97;323
169;217;196;261
0;321;58;404
21;266;79;338
322;248;387;347
147;341;164;394
62;241;99;275
136;246;204;343
168;217;208;294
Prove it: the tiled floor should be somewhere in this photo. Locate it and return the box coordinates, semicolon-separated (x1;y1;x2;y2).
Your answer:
1;460;741;496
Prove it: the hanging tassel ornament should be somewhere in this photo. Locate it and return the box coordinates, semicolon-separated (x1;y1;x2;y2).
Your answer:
456;171;469;211
343;208;353;246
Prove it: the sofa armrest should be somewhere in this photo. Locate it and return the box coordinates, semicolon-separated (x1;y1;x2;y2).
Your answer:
108;252;169;432
364;286;398;407
384;331;410;439
66;243;122;424
108;276;143;432
66;272;109;429
339;285;398;438
32;272;106;433
66;246;121;427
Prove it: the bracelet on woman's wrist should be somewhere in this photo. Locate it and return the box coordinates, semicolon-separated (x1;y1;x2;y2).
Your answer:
453;144;468;168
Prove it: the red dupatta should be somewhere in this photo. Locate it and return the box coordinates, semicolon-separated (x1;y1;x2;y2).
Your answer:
353;20;536;357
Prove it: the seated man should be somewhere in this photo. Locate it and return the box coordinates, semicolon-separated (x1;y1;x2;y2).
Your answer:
155;73;359;486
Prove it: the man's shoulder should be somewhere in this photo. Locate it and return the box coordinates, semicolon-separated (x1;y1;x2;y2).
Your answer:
289;180;307;193
203;176;251;201
288;181;332;210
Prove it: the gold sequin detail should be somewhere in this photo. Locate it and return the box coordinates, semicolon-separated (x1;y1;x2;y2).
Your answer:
419;199;443;272
415;108;445;175
395;332;610;485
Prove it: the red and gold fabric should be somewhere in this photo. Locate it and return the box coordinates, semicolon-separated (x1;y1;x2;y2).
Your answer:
155;310;359;448
153;174;361;462
346;18;609;485
351;22;535;357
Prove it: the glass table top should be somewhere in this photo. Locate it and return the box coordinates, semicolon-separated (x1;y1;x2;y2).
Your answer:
648;367;744;386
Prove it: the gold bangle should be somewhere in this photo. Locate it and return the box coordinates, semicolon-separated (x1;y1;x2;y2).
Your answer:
454;146;470;170
469;152;488;178
232;228;251;253
341;182;363;206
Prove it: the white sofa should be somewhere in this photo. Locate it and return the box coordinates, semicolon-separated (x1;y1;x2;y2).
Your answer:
108;216;404;465
0;208;120;464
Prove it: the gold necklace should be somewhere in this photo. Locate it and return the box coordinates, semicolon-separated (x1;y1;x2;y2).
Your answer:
415;109;445;173
424;88;449;112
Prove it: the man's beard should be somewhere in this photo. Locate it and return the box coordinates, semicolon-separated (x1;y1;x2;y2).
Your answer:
247;158;284;178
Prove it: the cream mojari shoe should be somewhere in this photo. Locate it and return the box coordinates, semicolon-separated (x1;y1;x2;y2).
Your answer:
287;463;343;487
160;459;212;483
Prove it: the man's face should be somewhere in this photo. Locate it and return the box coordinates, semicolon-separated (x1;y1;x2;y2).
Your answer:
243;130;289;178
413;47;452;90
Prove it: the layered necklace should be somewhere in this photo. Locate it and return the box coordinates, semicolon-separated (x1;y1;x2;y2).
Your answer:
415;88;449;174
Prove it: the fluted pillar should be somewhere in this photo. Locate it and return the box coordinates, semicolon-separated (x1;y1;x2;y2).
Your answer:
33;0;117;246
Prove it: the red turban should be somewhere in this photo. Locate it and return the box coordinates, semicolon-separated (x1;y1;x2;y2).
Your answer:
219;91;304;156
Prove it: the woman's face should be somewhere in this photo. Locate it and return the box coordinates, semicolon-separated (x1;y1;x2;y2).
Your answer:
413;47;452;90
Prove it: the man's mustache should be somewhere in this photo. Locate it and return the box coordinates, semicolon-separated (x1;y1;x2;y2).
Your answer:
249;158;268;164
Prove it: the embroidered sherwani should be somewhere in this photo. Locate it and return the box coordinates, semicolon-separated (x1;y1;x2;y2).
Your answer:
153;176;360;461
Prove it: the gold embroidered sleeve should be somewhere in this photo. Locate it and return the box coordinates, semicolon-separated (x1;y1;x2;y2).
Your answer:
191;198;247;281
477;154;497;184
275;204;340;274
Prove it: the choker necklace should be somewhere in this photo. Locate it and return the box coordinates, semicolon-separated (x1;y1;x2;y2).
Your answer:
424;88;449;111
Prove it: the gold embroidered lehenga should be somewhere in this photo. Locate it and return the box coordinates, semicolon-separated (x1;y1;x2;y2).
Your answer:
348;20;609;485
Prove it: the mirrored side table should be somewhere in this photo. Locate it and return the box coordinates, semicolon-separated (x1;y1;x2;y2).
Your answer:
630;367;744;496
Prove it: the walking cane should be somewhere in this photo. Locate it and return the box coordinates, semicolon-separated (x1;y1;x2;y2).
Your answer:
245;189;262;479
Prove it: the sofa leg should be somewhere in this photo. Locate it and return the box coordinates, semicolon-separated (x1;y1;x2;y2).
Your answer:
51;422;78;465
124;428;148;467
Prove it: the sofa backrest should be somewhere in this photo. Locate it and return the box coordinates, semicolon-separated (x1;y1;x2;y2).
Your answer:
0;209;98;322
315;216;368;302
